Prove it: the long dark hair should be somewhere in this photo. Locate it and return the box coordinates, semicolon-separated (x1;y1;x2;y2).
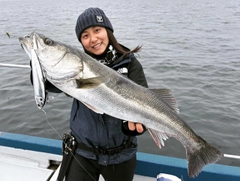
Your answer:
106;29;142;55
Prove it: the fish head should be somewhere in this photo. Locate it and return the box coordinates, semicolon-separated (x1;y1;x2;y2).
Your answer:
19;32;83;82
19;32;69;67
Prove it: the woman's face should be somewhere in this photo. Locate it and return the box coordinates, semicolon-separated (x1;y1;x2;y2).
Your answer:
80;26;109;55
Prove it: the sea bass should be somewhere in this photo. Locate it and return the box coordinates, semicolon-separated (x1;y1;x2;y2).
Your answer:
19;32;222;178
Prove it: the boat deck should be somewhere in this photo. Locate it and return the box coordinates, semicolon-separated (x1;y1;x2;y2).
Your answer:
0;146;61;181
1;132;240;181
0;145;155;181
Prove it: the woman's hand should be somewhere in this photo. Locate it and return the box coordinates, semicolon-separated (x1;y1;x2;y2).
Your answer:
128;121;144;133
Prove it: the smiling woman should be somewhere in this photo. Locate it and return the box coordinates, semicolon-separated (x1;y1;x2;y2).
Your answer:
63;7;149;181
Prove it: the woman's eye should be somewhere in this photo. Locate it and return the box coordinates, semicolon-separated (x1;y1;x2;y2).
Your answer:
44;38;53;45
82;34;88;39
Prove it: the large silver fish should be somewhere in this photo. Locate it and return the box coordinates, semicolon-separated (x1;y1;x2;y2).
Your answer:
19;32;222;178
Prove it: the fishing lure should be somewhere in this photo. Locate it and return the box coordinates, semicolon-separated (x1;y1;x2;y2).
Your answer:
6;32;10;38
31;49;47;109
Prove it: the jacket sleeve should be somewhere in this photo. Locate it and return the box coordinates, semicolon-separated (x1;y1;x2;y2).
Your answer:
121;55;148;136
127;56;148;88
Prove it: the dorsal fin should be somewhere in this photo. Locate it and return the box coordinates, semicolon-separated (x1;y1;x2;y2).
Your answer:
150;88;179;114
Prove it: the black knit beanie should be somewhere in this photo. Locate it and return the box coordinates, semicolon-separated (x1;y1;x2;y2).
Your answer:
75;7;114;41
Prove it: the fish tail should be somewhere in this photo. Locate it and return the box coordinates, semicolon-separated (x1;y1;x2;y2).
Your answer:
187;138;223;178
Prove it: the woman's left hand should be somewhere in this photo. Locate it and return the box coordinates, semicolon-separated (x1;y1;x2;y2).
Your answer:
128;121;144;133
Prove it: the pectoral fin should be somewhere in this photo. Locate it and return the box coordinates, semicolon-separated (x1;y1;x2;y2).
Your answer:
76;77;109;89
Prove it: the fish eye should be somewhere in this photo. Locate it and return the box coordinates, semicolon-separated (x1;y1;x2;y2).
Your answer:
44;38;53;46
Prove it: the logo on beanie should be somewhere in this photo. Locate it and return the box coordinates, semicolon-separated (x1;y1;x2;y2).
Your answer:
96;16;103;23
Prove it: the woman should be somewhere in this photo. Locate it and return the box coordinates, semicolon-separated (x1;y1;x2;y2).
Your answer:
67;7;148;181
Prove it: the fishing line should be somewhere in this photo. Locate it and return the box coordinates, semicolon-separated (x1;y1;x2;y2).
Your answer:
41;109;62;140
41;108;97;181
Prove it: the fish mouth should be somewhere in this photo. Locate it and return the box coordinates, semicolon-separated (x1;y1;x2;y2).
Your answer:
19;37;28;48
19;33;38;50
19;34;31;44
19;32;41;60
19;35;32;59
